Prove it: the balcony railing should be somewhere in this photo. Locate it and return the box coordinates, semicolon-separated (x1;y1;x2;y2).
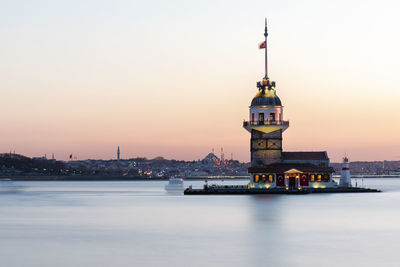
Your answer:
243;120;289;127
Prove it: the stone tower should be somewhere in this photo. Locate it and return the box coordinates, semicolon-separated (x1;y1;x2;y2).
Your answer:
243;19;289;167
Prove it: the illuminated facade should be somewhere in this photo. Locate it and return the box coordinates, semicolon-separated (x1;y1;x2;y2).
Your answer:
243;20;336;190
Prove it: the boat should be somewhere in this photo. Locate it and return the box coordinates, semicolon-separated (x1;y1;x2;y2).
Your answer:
165;178;184;193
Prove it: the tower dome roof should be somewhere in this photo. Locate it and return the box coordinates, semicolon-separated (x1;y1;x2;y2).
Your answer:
251;88;282;106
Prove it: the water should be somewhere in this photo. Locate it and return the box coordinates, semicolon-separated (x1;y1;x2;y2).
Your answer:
1;178;400;267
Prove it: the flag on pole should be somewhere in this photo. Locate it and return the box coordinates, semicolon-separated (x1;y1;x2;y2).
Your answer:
259;41;266;49
69;154;72;159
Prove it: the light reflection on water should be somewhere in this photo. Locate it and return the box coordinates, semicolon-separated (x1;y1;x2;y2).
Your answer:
0;178;399;267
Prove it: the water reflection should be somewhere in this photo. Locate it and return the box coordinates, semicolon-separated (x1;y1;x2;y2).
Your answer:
246;195;286;266
164;184;184;195
0;178;25;193
249;195;280;223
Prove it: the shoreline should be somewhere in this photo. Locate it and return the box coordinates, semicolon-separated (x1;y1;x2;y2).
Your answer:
0;175;251;181
1;175;399;181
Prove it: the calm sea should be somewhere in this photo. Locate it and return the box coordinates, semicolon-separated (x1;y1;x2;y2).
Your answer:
0;178;399;267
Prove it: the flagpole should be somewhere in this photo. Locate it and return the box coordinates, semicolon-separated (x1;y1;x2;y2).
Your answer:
264;18;268;78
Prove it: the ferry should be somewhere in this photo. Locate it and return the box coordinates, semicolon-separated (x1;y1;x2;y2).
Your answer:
165;178;184;193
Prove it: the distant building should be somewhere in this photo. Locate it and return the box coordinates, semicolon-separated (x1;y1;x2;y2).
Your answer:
32;156;47;161
203;152;219;163
117;146;120;161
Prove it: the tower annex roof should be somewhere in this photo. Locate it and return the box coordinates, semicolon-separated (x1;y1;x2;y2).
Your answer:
282;152;328;161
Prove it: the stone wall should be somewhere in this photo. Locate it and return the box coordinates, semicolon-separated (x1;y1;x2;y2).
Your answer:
251;129;282;166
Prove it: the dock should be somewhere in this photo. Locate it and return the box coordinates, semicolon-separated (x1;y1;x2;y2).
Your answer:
184;185;381;195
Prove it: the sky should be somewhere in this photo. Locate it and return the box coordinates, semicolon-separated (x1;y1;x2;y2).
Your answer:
1;0;399;162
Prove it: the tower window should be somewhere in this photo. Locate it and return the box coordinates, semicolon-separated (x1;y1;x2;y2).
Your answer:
251;113;255;122
269;113;275;122
258;113;264;124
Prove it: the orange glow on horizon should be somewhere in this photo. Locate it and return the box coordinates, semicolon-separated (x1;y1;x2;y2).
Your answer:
1;1;399;162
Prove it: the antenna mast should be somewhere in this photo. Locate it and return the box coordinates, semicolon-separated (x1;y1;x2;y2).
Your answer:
264;18;268;78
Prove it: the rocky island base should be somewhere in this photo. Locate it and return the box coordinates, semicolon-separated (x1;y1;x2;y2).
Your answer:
184;185;381;195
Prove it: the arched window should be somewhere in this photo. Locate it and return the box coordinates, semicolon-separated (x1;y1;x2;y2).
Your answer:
310;174;315;182
323;174;329;182
317;174;322;182
254;174;260;183
268;174;274;183
251;113;255;123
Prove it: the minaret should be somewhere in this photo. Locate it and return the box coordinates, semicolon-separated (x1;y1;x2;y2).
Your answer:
243;19;289;167
117;146;120;161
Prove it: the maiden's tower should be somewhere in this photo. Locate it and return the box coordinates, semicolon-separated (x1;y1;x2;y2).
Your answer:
243;20;336;190
184;20;380;195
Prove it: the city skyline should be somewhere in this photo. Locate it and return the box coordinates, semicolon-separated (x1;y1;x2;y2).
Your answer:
1;0;400;162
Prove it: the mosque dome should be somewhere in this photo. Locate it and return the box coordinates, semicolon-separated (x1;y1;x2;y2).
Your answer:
251;88;282;107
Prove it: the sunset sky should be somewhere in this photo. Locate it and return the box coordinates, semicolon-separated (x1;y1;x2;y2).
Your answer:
1;0;399;162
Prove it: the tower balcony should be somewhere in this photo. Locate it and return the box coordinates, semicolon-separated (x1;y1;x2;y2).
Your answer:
243;120;289;134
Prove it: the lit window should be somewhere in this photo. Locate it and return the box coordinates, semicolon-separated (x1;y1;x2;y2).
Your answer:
323;174;329;182
268;174;274;183
254;175;260;183
262;174;267;182
310;174;315;182
317;174;322;182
